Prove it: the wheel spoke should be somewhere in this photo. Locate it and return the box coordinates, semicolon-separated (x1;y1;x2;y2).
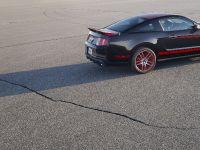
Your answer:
147;63;153;67
136;61;142;65
141;51;145;59
136;57;141;62
138;53;143;60
146;52;152;60
146;61;153;66
141;64;144;71
143;64;147;71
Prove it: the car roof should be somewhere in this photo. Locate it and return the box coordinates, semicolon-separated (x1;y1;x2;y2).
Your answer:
138;13;177;20
105;13;190;33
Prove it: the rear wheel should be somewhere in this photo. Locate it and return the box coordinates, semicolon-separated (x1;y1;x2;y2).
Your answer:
131;47;156;73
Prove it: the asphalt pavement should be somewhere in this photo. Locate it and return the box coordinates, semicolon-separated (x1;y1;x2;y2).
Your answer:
1;0;200;149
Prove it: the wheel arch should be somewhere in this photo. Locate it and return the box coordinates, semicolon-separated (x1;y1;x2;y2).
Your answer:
130;42;159;57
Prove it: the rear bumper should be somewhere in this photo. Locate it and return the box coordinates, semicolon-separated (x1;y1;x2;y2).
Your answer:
86;51;129;65
86;54;107;65
85;41;129;65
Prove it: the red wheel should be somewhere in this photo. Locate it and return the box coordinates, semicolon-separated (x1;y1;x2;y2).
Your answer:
131;47;156;73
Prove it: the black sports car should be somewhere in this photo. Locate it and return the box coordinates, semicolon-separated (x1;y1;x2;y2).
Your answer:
85;13;200;73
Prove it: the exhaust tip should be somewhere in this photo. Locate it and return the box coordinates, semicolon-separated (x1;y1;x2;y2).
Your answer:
99;63;104;67
97;62;105;67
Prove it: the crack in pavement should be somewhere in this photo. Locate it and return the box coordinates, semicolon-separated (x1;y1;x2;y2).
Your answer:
0;78;199;131
0;34;87;49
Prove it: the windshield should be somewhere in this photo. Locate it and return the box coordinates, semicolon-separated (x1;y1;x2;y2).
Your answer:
106;16;146;32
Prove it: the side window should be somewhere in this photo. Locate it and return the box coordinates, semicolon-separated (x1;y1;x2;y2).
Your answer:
159;17;194;31
131;20;163;32
136;23;154;32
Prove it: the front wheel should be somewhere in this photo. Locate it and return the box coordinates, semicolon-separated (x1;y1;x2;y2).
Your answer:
131;47;156;73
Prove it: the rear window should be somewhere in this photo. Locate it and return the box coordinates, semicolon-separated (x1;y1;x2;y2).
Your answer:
106;16;146;32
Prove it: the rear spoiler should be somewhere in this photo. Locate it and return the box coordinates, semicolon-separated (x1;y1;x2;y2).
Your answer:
88;28;120;37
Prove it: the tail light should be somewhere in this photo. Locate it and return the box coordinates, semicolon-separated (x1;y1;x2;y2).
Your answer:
87;28;120;46
96;38;109;46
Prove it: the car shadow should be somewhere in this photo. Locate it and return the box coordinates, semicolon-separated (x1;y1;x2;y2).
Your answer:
0;57;200;97
157;57;200;70
0;63;133;97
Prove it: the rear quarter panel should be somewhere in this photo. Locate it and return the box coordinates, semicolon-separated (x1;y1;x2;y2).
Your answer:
109;32;169;56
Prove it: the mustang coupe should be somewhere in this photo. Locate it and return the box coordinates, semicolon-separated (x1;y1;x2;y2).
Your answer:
85;13;200;73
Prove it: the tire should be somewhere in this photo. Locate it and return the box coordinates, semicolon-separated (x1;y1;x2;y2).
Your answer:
131;47;156;73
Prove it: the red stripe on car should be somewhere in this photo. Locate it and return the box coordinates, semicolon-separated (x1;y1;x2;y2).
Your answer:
158;47;200;56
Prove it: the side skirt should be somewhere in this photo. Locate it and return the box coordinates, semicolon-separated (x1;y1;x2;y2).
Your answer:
157;53;200;62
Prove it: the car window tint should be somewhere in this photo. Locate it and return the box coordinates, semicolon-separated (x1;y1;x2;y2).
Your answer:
106;16;146;32
159;17;194;31
131;20;163;32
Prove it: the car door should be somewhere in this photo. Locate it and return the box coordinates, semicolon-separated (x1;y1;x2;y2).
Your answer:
158;17;200;58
